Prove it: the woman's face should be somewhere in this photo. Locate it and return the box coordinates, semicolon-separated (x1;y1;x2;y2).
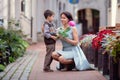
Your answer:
61;14;69;25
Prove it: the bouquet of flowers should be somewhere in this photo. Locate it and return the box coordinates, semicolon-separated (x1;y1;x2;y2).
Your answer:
57;27;70;38
56;21;75;38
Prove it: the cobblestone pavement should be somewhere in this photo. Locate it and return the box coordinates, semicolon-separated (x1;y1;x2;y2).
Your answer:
0;50;39;80
0;39;107;80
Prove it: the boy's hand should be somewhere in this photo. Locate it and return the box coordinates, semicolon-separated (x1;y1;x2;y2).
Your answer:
51;36;58;40
58;35;64;40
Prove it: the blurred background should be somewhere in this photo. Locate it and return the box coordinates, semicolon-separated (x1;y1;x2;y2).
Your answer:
0;0;119;42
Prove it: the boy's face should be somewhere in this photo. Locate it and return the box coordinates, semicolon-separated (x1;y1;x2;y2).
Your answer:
48;15;54;22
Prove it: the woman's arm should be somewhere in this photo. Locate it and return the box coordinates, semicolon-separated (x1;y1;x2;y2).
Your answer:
64;27;79;46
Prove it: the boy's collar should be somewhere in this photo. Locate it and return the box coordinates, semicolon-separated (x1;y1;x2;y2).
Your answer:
45;20;52;24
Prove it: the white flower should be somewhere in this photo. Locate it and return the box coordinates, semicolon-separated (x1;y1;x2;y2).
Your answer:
80;34;97;47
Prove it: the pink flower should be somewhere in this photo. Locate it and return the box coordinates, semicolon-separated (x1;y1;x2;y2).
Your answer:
69;21;76;27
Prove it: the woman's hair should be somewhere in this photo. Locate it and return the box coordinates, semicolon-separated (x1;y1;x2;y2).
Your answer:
60;11;73;21
44;10;54;19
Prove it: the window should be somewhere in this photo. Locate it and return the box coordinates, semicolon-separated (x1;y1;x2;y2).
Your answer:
21;0;25;12
108;0;111;8
0;19;3;26
59;2;61;11
59;2;61;13
63;3;66;11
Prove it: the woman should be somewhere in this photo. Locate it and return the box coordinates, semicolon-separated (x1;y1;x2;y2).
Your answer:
52;11;92;71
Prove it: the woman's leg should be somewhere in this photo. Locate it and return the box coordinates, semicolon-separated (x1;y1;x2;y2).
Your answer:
58;56;74;71
52;52;60;61
58;56;73;64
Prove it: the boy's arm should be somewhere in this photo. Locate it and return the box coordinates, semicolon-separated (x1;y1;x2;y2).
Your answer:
44;24;52;39
44;24;58;40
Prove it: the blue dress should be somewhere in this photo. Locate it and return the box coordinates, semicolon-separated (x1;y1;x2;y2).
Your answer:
56;27;91;70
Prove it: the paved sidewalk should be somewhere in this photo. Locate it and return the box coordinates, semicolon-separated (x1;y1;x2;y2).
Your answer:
0;40;107;80
29;41;107;80
0;50;39;80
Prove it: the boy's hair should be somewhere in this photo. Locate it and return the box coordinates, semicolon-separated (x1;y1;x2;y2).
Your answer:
44;10;54;19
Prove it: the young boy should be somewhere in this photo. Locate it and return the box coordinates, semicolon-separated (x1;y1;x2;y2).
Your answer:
43;10;57;72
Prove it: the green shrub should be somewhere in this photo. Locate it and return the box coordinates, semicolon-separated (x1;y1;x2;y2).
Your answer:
0;64;5;72
0;27;29;65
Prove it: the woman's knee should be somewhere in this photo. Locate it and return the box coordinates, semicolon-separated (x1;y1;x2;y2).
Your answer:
52;52;60;60
58;56;66;64
52;52;57;57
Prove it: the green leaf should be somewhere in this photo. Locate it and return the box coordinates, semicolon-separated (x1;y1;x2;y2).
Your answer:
9;57;15;63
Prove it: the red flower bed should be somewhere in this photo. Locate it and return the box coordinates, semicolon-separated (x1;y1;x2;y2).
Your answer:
92;29;114;49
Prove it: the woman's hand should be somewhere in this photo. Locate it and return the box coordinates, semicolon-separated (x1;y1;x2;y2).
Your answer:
58;34;65;40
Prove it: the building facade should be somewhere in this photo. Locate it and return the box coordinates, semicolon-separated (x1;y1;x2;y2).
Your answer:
75;0;107;34
1;0;119;42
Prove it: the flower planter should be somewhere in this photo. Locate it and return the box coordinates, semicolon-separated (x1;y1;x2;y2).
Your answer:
87;45;94;64
102;52;109;75
110;56;119;80
81;45;94;64
118;59;120;80
98;48;103;70
94;49;98;67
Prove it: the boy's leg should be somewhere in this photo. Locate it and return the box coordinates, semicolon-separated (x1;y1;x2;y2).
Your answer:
43;44;55;71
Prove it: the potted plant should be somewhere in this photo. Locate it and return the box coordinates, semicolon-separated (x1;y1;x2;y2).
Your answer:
101;34;120;80
79;34;97;63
